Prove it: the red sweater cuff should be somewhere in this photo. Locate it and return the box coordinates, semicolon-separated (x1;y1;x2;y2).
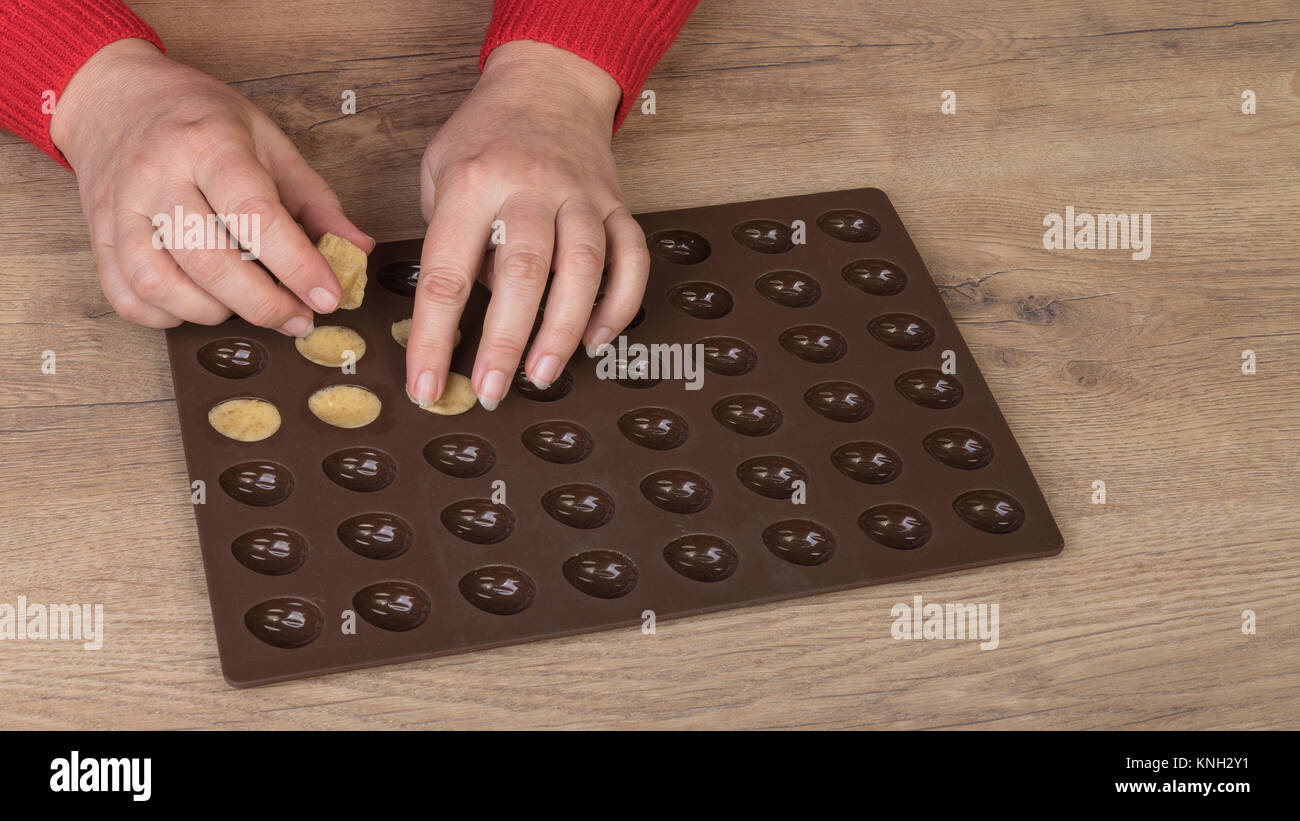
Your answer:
0;0;164;169
480;0;698;132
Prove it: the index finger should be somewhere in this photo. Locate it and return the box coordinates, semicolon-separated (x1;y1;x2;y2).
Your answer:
194;149;342;314
406;183;496;406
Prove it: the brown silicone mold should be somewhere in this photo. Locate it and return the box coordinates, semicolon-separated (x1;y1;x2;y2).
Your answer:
166;187;1063;687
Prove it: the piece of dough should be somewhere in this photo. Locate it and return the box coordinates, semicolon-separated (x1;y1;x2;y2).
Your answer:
406;372;476;415
308;385;381;428
390;318;460;349
209;398;281;442
295;325;366;367
391;319;411;347
316;233;367;309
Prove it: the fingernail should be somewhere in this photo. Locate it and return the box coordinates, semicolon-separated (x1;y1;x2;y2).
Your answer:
530;354;560;389
413;369;438;406
477;369;507;411
585;327;612;358
309;287;338;313
280;316;314;337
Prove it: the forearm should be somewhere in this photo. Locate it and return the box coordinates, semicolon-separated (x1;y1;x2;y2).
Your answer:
0;0;163;168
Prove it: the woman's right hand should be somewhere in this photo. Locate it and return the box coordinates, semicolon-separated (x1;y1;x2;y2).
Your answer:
51;38;372;335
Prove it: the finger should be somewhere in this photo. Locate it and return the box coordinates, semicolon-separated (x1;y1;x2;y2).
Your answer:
193;147;343;314
584;206;649;355
116;213;231;325
153;187;315;336
471;193;555;409
406;181;496;406
91;226;181;328
525;197;604;388
261;130;375;253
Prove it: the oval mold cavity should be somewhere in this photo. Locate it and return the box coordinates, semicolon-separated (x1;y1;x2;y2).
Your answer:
231;527;307;575
842;259;907;296
220;461;294;506
663;534;739;582
923;428;994;470
440;498;516;544
817;209;881;242
953;490;1025;534
831;442;902;484
459;565;537;615
244;598;323;648
353;581;431;631
322;447;397;492
868;313;935;350
736;456;807;499
712;394;783;436
337;512;412;560
859;504;932;549
779;325;847;363
756;270;821;307
197;338;267;379
640;469;713;514
563;550;639;599
648;229;710;264
803;381;873;422
666;281;733;319
541;483;615;529
424;433;496;477
762;519;836;566
732;219;794;254
618;407;689;450
377;260;421;296
698;336;757;376
514;366;573;401
895;369;964;409
522;420;594;464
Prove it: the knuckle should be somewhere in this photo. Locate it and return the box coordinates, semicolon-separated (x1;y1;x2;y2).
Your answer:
499;247;550;286
126;260;171;302
242;291;288;328
559;242;604;276
479;333;527;361
226;194;279;233
542;315;587;344
417;268;472;307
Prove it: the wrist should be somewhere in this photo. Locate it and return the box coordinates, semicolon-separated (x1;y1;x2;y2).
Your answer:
50;38;166;162
481;40;621;131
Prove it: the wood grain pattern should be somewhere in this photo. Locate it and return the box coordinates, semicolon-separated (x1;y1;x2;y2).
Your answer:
0;0;1296;729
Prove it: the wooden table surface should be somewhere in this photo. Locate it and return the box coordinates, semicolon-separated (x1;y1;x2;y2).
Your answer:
1;0;1296;730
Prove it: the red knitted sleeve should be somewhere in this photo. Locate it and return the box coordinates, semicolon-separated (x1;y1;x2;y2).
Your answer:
0;0;164;168
480;0;699;132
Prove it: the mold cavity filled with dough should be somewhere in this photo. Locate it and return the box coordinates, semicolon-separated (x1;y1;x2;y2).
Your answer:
295;326;366;367
308;385;381;429
209;398;282;442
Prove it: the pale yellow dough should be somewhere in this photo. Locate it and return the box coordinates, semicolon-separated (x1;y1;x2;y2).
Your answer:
295;325;366;367
390;318;459;349
308;385;381;428
316;233;367;309
209;398;281;442
406;372;476;415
